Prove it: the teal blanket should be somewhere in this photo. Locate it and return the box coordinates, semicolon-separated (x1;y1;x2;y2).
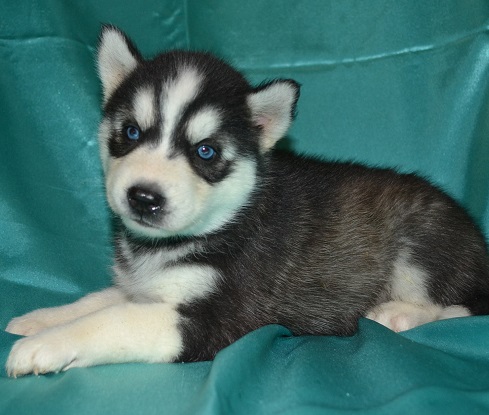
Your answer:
1;1;489;413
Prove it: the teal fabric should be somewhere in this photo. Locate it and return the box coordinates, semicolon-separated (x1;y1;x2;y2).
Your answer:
1;1;489;414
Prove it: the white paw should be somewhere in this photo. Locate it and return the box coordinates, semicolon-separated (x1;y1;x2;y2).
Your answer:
6;330;78;377
438;305;471;320
366;301;442;332
6;310;56;336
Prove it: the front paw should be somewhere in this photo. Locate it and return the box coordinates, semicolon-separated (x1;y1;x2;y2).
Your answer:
6;330;77;377
6;310;53;336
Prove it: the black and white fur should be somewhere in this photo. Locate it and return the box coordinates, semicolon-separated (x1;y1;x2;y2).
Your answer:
6;26;489;376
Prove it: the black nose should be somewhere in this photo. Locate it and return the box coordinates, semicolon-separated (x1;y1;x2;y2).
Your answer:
127;185;165;215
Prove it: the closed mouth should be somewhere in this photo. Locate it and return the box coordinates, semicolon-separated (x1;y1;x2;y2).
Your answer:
131;215;160;229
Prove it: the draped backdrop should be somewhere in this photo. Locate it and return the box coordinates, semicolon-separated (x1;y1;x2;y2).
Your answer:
1;1;489;414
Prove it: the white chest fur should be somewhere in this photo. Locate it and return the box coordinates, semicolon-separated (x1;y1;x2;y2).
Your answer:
114;239;220;305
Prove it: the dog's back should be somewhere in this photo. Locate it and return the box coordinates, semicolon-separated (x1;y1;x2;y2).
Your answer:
175;151;489;360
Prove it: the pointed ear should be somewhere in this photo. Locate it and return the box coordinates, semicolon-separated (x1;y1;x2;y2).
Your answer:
97;25;142;102
247;80;300;152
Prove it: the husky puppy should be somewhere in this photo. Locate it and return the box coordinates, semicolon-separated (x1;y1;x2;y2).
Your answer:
6;25;489;377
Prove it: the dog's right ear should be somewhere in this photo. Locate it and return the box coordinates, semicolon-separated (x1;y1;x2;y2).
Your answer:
98;25;142;102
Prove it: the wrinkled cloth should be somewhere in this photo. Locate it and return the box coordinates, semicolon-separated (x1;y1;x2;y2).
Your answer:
1;1;489;414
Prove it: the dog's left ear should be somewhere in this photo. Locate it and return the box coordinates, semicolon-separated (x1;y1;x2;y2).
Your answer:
97;25;143;102
247;80;300;152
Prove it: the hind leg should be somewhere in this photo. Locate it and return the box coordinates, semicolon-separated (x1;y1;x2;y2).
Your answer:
370;249;473;332
366;301;470;332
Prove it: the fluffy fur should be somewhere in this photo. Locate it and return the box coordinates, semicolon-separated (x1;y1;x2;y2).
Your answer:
5;25;489;376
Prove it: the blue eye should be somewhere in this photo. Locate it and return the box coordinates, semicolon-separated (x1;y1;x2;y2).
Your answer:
197;145;216;160
125;125;140;141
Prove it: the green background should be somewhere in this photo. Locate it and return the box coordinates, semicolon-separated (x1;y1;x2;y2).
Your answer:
1;1;489;413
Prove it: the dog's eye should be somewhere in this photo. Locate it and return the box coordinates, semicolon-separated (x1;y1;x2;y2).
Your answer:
197;145;216;160
125;125;140;141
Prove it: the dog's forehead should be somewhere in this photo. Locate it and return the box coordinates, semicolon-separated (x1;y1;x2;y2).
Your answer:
120;66;211;146
103;52;254;160
160;67;203;146
133;59;244;144
132;86;156;130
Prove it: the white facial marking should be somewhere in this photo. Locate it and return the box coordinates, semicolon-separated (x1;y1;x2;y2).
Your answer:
160;68;202;155
133;87;156;129
220;144;237;162
186;107;221;144
192;158;256;234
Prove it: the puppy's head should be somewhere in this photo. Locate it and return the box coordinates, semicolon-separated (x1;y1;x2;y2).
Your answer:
97;25;299;238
